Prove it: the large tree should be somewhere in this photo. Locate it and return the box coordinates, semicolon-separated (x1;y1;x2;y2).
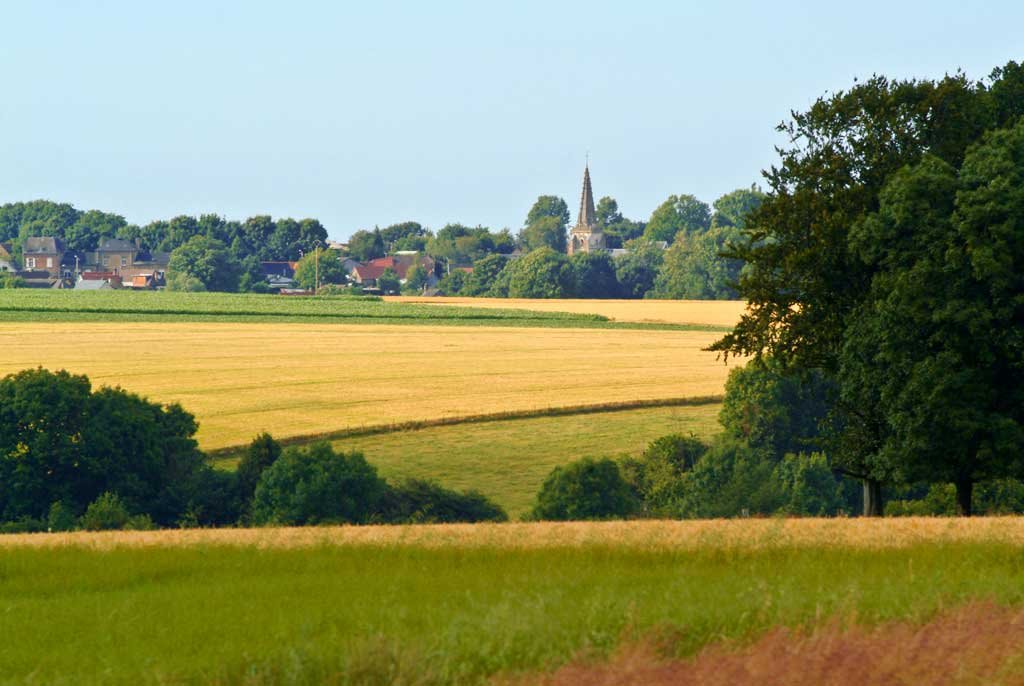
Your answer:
839;126;1024;514
643;194;711;243
500;247;573;298
711;62;1024;514
166;235;243;292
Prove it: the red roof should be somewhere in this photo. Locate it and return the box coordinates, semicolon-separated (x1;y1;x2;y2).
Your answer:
81;271;116;280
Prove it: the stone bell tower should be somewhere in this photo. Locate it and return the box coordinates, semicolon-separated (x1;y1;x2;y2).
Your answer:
567;163;605;255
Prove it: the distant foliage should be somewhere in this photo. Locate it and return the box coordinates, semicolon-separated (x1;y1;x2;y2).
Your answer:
378;479;507;523
530;458;638;521
500;248;574;298
0;368;232;527
252;443;386;526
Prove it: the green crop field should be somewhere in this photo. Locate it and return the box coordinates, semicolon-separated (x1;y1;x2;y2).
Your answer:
3;519;1024;685
214;403;723;517
0;290;726;330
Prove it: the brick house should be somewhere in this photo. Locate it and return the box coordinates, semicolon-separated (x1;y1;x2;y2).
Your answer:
22;237;65;278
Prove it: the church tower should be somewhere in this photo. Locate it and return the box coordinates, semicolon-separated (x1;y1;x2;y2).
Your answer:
568;163;605;255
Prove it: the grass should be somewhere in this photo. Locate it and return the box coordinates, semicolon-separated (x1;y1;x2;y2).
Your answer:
214;403;724;517
0;322;740;450
4;519;1024;684
388;296;747;328
0;290;728;331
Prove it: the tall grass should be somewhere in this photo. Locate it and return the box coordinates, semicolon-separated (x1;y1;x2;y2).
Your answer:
4;522;1024;684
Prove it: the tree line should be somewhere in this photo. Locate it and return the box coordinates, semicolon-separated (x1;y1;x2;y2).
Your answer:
0;185;763;299
0;368;506;533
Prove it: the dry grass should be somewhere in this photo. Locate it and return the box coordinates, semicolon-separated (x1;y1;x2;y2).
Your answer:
520;602;1024;686
387;297;747;327
6;517;1024;551
0;322;737;450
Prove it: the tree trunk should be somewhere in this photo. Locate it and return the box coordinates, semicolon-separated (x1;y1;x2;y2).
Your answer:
862;478;883;517
955;479;973;516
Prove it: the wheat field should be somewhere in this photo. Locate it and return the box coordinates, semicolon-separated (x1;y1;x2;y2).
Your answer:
0;322;738;450
5;517;1024;550
388;296;748;327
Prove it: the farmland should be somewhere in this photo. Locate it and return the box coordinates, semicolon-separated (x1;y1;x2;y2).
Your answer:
3;519;1024;684
0;290;722;330
214;403;723;517
389;295;747;327
0;321;738;451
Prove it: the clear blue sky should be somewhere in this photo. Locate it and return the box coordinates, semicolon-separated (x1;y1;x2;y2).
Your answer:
2;1;1021;240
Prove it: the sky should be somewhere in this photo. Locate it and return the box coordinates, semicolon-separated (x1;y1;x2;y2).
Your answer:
2;1;1022;241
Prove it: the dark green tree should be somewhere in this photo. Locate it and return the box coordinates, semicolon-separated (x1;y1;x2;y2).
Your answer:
377;268;401;294
711;63;1024;514
525;195;570;228
519;215;567;253
237;433;282;505
462;254;508;296
643;194;711;243
251;443;386;525
530;458;638;521
294;248;345;290
502;248;573;298
166;235;243;292
613;240;664;298
569;251;620;298
347;229;386;262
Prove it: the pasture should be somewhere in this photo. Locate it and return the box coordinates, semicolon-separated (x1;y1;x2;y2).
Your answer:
215;403;723;517
0;321;738;450
3;519;1024;684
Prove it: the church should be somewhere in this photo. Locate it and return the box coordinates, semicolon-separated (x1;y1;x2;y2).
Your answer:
567;164;606;255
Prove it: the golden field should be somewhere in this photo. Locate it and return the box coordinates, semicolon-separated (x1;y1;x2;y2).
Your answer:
0;322;739;450
387;296;748;327
5;517;1024;550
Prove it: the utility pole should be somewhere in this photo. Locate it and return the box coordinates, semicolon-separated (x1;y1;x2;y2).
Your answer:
313;239;322;294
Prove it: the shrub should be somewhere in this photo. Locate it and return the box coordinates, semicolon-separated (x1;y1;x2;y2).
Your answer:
0;517;45;534
47;500;77;532
80;492;130;531
771;452;846;516
252;443;386;526
237;433;282;504
530;458;638;521
378;479;507;524
632;434;708;515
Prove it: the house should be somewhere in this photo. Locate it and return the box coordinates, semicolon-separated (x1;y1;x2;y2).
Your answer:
0;242;15;272
76;272;122;290
350;254;436;287
22;237;65;278
260;261;298;280
87;238;169;286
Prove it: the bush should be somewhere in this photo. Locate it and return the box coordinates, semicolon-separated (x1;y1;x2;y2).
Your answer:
771;452;846;516
530;458;638;521
47;500;78;532
0;517;45;534
80;492;130;531
885;479;1024;516
237;433;282;505
378;479;507;523
252;443;386;526
622;434;708;516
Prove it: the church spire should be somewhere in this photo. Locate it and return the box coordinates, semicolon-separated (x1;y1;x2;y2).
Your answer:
576;163;597;230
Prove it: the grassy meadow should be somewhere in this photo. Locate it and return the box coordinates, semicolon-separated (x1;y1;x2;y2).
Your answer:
4;519;1024;684
214;403;723;517
0;321;737;450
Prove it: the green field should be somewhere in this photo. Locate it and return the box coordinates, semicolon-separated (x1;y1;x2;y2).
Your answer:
0;290;722;330
3;525;1024;684
214;403;722;518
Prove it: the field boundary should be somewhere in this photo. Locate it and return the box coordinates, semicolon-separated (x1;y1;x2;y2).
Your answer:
207;395;724;459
